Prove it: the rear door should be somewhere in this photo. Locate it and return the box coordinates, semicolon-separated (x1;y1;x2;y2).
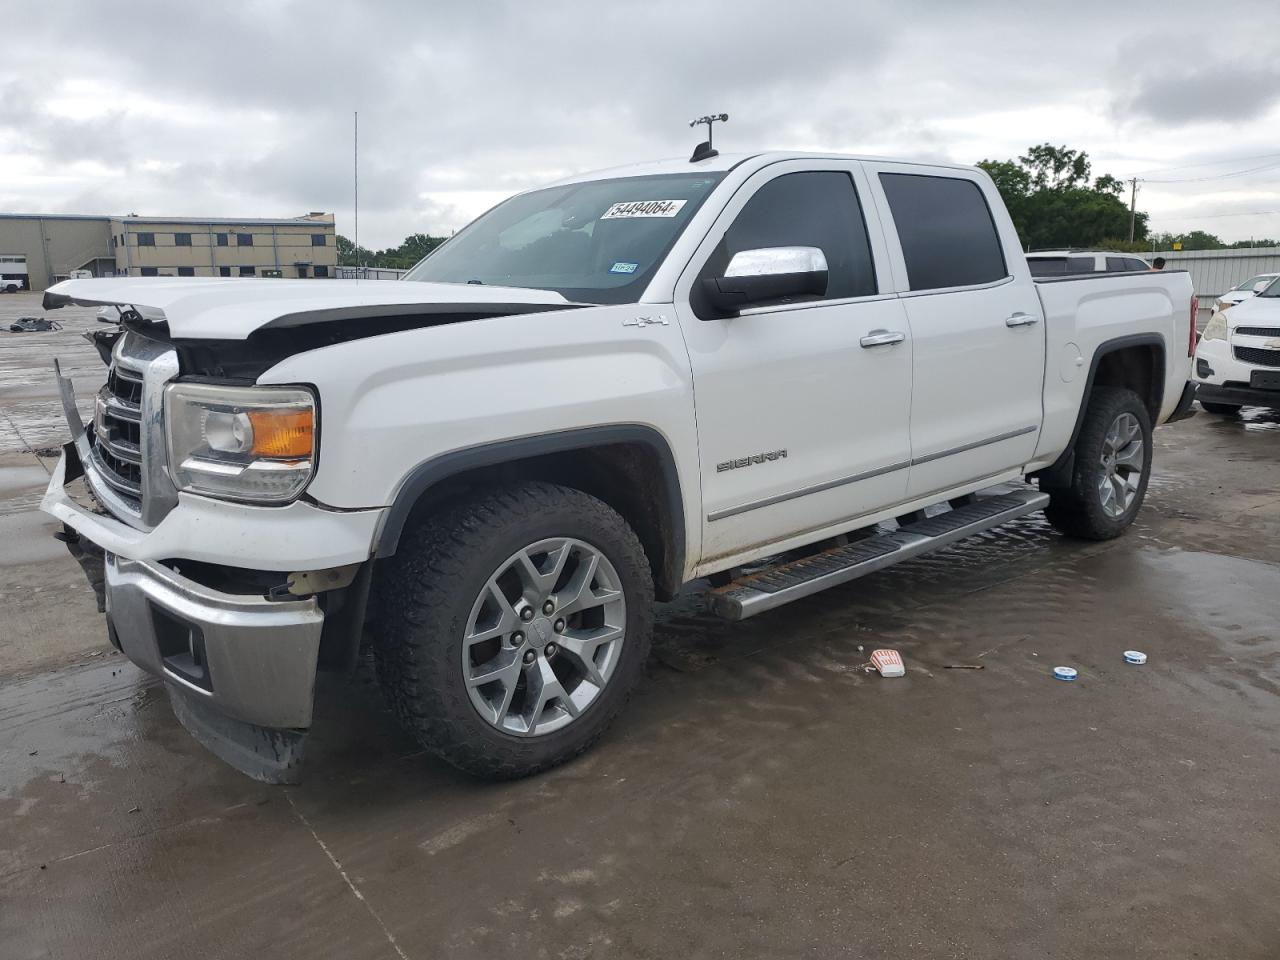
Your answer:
674;160;913;565
865;166;1046;499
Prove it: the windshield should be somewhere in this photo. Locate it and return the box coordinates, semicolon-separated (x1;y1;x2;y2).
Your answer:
1258;277;1280;297
403;172;725;303
1233;274;1278;292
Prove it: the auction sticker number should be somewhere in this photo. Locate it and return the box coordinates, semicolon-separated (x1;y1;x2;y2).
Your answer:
601;200;687;219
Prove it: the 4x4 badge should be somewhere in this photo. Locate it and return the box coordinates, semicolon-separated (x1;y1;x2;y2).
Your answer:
623;315;669;327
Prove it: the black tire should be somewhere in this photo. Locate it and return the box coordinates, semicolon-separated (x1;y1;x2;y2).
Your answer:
374;481;654;779
1042;386;1153;541
1199;401;1242;416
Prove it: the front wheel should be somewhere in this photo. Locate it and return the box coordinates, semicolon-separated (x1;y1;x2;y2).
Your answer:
1043;387;1153;540
374;482;654;779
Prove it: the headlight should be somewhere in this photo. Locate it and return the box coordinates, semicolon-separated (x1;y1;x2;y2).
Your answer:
165;382;317;503
1201;312;1228;342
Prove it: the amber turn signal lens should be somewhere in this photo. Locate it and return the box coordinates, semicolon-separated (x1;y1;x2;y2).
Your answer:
247;409;314;458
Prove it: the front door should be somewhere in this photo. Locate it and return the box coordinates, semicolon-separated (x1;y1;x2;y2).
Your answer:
675;161;914;568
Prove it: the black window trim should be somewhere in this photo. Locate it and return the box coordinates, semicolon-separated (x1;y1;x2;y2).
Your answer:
688;164;883;318
876;169;1013;295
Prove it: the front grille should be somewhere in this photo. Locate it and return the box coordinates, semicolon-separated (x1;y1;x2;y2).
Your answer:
1234;345;1280;368
91;366;145;510
1235;326;1280;338
85;332;179;528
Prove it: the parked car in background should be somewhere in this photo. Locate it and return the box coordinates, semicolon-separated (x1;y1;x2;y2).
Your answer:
1026;250;1152;277
1;254;29;292
1213;272;1280;314
1196;277;1280;415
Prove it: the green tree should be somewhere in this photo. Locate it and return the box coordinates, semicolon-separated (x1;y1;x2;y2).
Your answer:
978;144;1147;250
1148;230;1225;251
337;232;448;269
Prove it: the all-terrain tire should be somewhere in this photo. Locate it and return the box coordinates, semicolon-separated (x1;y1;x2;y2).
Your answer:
373;481;654;779
1199;401;1242;416
1042;386;1153;541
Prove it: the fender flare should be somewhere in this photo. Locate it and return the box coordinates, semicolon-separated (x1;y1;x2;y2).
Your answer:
1036;332;1166;487
371;424;686;587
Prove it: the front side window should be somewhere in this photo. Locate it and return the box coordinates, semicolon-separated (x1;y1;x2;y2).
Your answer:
403;172;725;303
699;171;877;302
879;174;1008;290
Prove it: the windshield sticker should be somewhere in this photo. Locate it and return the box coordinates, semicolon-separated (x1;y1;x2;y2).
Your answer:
609;261;639;274
601;199;688;219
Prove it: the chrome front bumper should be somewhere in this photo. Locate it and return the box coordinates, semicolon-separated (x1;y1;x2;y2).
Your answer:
41;365;379;782
104;553;323;730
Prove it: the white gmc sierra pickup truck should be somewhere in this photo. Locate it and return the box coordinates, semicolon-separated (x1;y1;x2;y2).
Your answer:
41;151;1198;782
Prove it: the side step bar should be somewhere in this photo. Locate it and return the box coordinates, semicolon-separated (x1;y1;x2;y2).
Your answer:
709;487;1050;621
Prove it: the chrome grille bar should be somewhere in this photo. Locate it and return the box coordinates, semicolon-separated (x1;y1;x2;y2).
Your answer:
86;331;180;530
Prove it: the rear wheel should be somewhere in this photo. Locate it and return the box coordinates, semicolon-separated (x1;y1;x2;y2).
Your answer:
1043;387;1152;541
1199;401;1242;416
374;482;654;779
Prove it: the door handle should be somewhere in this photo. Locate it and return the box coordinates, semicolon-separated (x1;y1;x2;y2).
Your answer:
1005;312;1040;327
859;330;906;348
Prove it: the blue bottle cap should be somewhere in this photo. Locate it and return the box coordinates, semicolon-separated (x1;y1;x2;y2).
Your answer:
1053;666;1078;681
1124;650;1147;664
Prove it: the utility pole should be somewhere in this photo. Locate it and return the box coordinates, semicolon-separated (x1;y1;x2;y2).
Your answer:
353;111;360;280
1127;177;1138;243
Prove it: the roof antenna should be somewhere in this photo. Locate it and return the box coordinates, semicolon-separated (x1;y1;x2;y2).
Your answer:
689;113;728;163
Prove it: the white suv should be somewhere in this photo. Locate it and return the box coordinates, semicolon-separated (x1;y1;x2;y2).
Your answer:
1213;272;1280;314
1026;251;1152;276
1195;277;1280;414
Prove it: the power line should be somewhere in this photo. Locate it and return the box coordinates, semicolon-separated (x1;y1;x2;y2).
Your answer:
1143;159;1280;185
1148;210;1279;222
1132;151;1280;177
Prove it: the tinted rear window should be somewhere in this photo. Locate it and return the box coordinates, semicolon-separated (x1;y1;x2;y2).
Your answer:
1028;257;1069;276
879;174;1008;290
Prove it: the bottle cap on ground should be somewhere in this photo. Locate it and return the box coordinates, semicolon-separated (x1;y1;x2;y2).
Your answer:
1123;650;1147;664
1053;666;1078;681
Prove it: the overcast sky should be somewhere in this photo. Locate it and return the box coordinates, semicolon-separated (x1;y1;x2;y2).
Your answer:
2;0;1278;249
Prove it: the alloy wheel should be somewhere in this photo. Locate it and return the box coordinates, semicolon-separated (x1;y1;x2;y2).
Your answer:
1098;411;1144;518
462;538;626;737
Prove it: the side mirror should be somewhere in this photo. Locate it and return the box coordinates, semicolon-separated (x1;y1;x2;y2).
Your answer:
1252;280;1271;295
702;246;828;314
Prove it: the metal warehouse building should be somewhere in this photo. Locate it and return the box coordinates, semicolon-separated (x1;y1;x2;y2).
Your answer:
0;212;338;291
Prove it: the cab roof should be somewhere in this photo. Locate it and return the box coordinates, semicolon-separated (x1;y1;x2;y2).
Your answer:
544;151;984;188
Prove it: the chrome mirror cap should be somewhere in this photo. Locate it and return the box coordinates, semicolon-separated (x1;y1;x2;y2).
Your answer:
724;246;828;279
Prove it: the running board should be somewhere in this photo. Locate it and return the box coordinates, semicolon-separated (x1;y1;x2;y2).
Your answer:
709;487;1050;621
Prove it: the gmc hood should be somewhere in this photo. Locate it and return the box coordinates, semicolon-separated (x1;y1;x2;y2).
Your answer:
44;277;578;340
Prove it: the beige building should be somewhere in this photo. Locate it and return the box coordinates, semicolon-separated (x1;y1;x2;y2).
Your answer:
0;212;338;290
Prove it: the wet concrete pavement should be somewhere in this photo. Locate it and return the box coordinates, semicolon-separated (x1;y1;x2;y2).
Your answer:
2;289;1280;958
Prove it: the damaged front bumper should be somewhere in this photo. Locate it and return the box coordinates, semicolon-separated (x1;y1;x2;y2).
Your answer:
41;370;384;783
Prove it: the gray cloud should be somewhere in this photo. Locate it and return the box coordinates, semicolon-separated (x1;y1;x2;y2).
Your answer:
2;0;1279;246
1117;63;1280;125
